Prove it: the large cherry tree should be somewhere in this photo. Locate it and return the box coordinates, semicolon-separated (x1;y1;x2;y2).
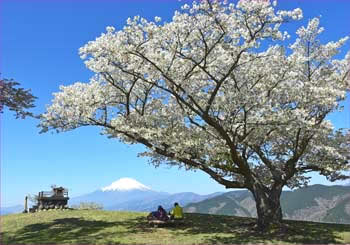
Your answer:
39;0;350;231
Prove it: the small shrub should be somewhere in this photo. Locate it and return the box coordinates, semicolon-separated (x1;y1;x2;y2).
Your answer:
71;202;103;210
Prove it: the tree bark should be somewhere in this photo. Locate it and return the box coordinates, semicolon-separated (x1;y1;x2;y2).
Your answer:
250;183;283;232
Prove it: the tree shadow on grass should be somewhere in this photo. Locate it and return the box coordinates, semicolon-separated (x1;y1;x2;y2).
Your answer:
178;214;349;244
2;212;349;244
2;215;154;244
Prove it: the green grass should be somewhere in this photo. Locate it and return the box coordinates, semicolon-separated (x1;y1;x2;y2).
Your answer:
1;209;350;244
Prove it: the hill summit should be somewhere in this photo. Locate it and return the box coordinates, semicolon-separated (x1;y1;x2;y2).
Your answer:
101;177;151;192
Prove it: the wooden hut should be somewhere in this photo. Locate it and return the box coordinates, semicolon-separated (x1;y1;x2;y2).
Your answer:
30;186;69;212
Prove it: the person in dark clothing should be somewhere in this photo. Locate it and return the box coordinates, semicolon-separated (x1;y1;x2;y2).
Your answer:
147;205;169;221
157;205;169;221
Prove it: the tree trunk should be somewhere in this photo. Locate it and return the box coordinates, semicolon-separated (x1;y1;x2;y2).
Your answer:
251;184;283;232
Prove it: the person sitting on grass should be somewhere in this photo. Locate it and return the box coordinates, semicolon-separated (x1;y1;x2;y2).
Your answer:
147;205;169;221
169;202;184;220
157;205;169;221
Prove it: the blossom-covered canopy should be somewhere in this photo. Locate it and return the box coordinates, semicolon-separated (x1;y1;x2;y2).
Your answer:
40;0;350;190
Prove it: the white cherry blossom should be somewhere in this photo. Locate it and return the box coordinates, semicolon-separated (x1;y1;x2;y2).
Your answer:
39;0;349;231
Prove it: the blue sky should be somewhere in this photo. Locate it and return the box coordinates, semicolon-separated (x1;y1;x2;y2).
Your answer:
1;0;349;207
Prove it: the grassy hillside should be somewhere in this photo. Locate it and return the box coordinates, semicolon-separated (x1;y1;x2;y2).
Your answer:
185;185;350;224
281;185;350;216
324;196;350;223
1;209;350;244
186;193;252;217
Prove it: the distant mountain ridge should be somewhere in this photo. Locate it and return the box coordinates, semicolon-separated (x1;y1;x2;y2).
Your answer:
184;184;350;224
68;177;224;212
1;178;223;215
105;191;223;212
0;205;24;215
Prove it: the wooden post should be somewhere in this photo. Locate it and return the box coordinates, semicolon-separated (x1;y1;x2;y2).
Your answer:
24;196;28;213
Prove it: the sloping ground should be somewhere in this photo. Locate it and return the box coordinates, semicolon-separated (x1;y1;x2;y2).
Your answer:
1;209;349;244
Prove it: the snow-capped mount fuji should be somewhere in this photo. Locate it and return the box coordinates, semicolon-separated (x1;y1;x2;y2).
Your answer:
69;177;162;208
69;177;223;212
101;178;151;192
